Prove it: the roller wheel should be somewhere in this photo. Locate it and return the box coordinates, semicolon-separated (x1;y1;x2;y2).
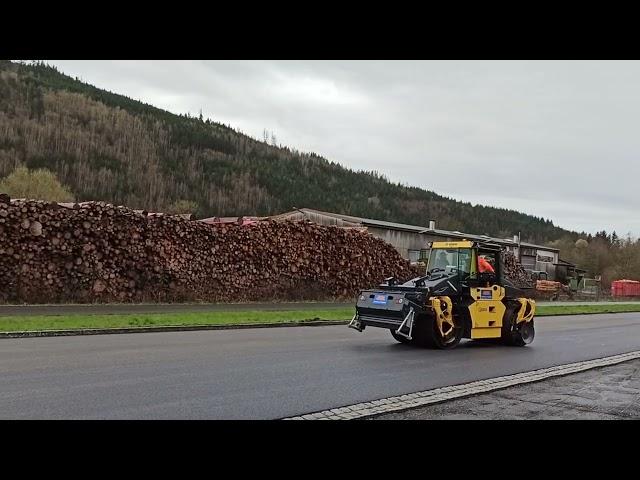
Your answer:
511;319;535;346
413;313;462;350
390;329;412;345
501;306;518;345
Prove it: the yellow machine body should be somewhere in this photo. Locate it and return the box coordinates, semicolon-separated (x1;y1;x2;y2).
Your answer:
467;286;506;339
429;296;455;338
354;239;538;349
516;298;536;323
428;241;535;340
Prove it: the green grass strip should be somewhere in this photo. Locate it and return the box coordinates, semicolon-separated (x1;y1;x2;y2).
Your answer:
535;304;640;316
0;304;639;333
0;308;355;332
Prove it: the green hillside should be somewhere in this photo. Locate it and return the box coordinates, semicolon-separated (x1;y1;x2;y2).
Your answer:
0;60;575;244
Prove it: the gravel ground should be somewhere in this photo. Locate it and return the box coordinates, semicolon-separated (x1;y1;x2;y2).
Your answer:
372;359;640;420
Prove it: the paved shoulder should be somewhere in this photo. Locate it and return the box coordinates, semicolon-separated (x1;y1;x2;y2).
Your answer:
374;358;640;419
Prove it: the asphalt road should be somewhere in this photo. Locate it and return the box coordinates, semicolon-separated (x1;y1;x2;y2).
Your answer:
1;312;640;419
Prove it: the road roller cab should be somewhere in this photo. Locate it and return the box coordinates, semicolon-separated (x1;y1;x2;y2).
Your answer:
349;240;536;349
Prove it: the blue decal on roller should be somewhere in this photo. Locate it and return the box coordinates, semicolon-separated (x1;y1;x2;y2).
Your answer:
373;294;388;305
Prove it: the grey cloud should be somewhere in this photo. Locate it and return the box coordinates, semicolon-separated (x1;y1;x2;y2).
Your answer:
47;60;640;237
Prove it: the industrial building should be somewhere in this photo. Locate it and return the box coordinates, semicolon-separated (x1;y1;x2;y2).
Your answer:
271;208;567;280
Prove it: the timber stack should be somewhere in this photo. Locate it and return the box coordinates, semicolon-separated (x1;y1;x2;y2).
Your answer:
501;251;534;289
0;196;418;303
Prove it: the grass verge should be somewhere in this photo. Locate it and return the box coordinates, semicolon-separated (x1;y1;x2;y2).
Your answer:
0;304;639;333
536;304;640;316
0;308;355;332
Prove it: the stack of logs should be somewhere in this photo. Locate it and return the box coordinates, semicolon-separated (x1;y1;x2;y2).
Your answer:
501;251;534;289
536;280;561;292
0;196;419;303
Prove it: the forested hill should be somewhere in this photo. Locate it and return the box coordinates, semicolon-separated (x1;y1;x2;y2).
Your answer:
0;60;575;244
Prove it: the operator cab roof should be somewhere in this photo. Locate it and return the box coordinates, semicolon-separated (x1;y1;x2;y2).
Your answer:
429;240;503;251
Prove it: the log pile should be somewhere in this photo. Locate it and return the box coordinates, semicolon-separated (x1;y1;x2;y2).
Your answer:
534;280;573;300
536;279;561;292
0;196;418;304
501;251;534;289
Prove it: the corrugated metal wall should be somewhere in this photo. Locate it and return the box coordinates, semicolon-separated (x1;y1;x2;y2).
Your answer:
366;228;451;260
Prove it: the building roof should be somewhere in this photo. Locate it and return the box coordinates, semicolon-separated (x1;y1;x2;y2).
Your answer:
273;208;559;253
554;258;587;273
554;258;576;267
199;216;263;226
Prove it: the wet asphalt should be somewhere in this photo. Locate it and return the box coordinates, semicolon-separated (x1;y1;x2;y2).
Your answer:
1;312;639;419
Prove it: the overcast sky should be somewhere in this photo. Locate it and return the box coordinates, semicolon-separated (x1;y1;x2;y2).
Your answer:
46;60;640;237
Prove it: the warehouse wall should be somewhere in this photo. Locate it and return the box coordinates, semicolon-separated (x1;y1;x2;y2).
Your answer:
365;228;464;261
534;249;559;278
366;227;429;259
